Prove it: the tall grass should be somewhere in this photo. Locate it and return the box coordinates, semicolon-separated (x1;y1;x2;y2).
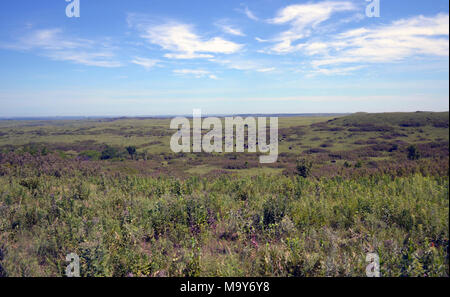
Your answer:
0;172;448;277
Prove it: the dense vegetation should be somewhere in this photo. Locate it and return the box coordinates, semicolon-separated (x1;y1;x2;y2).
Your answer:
0;171;448;276
0;112;448;277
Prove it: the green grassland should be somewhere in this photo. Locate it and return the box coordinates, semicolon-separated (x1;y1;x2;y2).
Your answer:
0;112;448;177
0;112;448;277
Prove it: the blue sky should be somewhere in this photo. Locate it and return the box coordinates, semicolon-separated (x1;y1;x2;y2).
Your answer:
0;0;448;116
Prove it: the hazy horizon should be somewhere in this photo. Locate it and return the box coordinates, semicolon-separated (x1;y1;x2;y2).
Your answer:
2;110;450;120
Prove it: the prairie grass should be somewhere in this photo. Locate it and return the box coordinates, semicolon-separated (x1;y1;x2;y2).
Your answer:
0;172;447;277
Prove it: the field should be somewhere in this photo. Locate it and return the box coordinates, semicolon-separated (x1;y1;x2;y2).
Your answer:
0;112;448;276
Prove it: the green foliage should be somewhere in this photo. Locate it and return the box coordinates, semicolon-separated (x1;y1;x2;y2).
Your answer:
41;147;50;156
263;196;286;227
0;172;447;277
407;145;421;160
100;146;121;160
126;146;137;159
79;150;101;160
19;178;40;191
296;158;312;178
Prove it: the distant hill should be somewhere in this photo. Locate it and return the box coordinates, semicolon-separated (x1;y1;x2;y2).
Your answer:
327;111;449;128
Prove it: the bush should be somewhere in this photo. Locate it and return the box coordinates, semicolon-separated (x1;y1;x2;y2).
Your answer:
126;146;137;159
101;146;121;160
263;196;287;226
407;145;421;160
79;150;101;160
296;159;312;178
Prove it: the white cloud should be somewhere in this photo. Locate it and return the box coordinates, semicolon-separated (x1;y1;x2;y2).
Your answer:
173;69;217;79
268;1;356;53
256;67;276;73
208;57;277;74
307;65;365;77
218;24;246;37
301;42;330;55
260;9;449;76
131;57;159;69
209;58;262;71
47;51;122;68
174;69;210;75
244;7;258;21
2;28;122;67
255;37;269;43
12;29;88;50
128;16;243;59
164;53;214;59
307;13;449;73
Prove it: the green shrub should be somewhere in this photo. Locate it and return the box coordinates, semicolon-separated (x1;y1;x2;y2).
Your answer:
79;150;101;160
407;145;421;160
126;146;137;159
100;146;121;160
296;159;312;178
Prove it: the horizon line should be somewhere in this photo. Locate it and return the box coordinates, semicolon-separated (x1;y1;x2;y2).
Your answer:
1;111;449;121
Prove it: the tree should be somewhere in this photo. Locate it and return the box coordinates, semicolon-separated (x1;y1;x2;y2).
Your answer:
407;145;420;160
126;146;137;160
101;146;120;160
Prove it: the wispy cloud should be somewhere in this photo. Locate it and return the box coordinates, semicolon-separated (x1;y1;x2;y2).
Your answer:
209;57;274;73
267;1;357;53
244;6;258;21
235;5;259;21
257;1;448;76
173;69;218;79
2;28;122;67
2;5;448;79
5;28;88;50
128;14;243;59
306;13;449;73
256;67;276;73
307;65;365;77
255;37;269;43
131;57;159;69
47;51;122;68
215;20;246;37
